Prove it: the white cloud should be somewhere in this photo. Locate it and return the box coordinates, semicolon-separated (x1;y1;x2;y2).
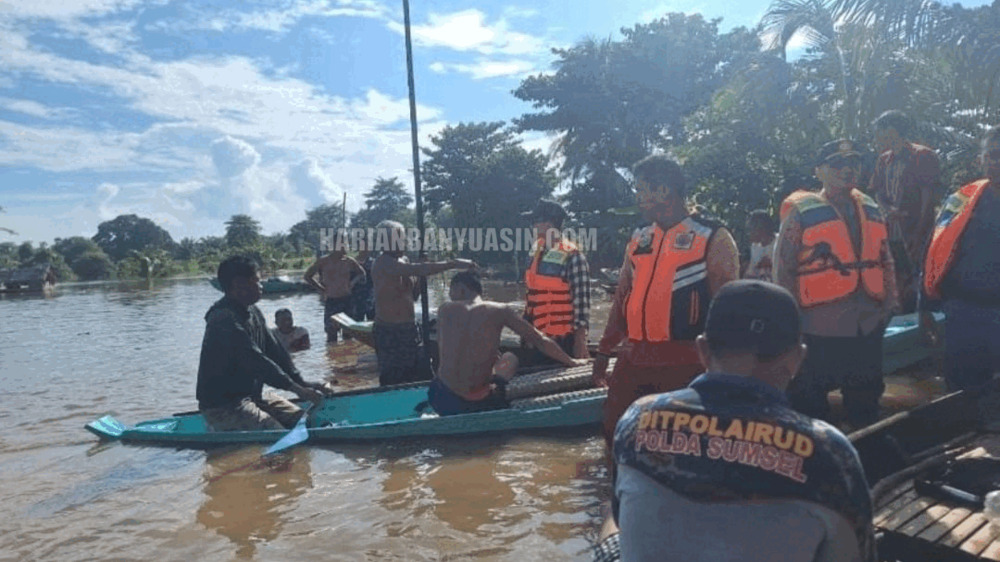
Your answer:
428;59;538;80
210;136;260;178
387;9;546;56
0;98;55;118
0;0;146;20
150;0;388;34
289;158;342;202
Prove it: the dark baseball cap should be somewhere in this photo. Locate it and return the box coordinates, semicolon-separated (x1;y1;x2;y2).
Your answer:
704;280;801;360
816;139;862;167
522;199;568;224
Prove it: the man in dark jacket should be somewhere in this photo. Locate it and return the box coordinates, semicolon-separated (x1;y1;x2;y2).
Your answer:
197;255;327;431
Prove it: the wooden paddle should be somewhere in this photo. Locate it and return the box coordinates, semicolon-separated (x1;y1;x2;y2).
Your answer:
206;405;313;482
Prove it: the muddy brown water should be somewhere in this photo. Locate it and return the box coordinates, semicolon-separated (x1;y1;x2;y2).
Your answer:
0;277;945;561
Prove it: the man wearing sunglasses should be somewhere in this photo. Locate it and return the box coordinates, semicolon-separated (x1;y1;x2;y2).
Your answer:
921;126;1000;394
774;140;898;429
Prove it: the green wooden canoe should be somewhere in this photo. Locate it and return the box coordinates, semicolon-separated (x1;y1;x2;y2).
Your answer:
85;380;607;448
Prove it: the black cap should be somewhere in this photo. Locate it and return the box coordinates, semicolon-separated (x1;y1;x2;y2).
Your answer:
704;280;801;360
816;139;861;167
522;199;568;224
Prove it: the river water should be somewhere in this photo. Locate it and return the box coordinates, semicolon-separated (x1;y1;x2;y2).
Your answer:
0;278;613;561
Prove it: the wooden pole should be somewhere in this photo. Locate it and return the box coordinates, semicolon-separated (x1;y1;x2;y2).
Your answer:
402;0;431;354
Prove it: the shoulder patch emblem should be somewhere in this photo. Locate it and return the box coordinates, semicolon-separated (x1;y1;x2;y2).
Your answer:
673;231;694;250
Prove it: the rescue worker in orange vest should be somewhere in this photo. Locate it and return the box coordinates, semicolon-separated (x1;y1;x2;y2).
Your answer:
522;199;591;361
774;139;898;429
592;154;740;448
920;125;1000;392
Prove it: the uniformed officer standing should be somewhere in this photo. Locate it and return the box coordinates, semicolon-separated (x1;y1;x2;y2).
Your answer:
773;139;898;428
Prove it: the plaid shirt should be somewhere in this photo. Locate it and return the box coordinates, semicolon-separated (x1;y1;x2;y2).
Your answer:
565;250;591;331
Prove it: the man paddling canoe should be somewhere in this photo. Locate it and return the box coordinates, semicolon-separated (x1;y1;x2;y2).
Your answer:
196;255;330;431
430;271;586;415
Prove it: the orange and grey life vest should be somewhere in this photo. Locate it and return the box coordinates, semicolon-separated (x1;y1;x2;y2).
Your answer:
780;190;813;222
793;190;887;307
625;216;719;342
525;238;578;337
923;179;990;300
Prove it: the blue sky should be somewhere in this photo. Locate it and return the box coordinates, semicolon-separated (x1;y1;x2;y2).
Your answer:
0;0;992;244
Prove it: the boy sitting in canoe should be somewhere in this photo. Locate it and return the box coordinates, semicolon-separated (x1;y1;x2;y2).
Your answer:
429;271;587;416
197;256;330;431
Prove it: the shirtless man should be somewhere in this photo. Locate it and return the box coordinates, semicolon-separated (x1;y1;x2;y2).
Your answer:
371;220;476;386
303;235;365;343
430;271;586;416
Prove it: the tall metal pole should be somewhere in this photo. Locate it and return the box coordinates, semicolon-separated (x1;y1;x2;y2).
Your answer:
402;0;431;353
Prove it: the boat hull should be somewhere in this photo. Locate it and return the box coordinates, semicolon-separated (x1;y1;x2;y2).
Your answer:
85;382;606;447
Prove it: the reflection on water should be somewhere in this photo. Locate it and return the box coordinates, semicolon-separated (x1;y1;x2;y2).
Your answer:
199;448;313;559
0;277;611;561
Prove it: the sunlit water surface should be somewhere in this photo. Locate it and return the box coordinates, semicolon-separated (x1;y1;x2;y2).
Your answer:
0;278;613;561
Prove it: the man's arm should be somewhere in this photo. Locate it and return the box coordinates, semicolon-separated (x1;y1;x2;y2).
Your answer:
773;209;803;296
705;227;740;296
915;151;942;245
380;256;476;278
347;256;366;288
302;259;324;292
503;308;582;367
597;250;633;356
566;251;591;358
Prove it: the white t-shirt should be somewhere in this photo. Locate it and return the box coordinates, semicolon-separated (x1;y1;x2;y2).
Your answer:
745;237;776;282
272;326;309;352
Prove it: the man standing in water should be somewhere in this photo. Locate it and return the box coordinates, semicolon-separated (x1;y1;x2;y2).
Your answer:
197;255;329;431
774;139;897;429
371;220;477;386
597;280;875;562
430;271;586;415
303;233;366;343
592;154;740;450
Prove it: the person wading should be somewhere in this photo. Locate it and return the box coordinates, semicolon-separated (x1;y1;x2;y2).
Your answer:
593;154;740;450
370;220;476;386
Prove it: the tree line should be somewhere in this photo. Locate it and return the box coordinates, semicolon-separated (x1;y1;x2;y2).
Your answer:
3;0;1000;278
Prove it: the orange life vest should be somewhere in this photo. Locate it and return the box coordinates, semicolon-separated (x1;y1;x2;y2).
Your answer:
793;190;887;307
923;179;990;299
525;238;577;337
625;216;717;342
780;189;813;222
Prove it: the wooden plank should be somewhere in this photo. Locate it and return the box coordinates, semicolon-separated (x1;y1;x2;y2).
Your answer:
941;513;989;548
980;539;1000;561
876;481;915;510
880;496;938;531
898;503;955;536
961;520;1000;556
918;506;974;543
875;487;918;527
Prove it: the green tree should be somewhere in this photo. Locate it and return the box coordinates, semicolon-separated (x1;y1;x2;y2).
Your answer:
224;214;262;248
351;177;414;229
92;214;175;262
72;252;115;280
288;204;349;254
53;236;104;267
421;121;557;265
